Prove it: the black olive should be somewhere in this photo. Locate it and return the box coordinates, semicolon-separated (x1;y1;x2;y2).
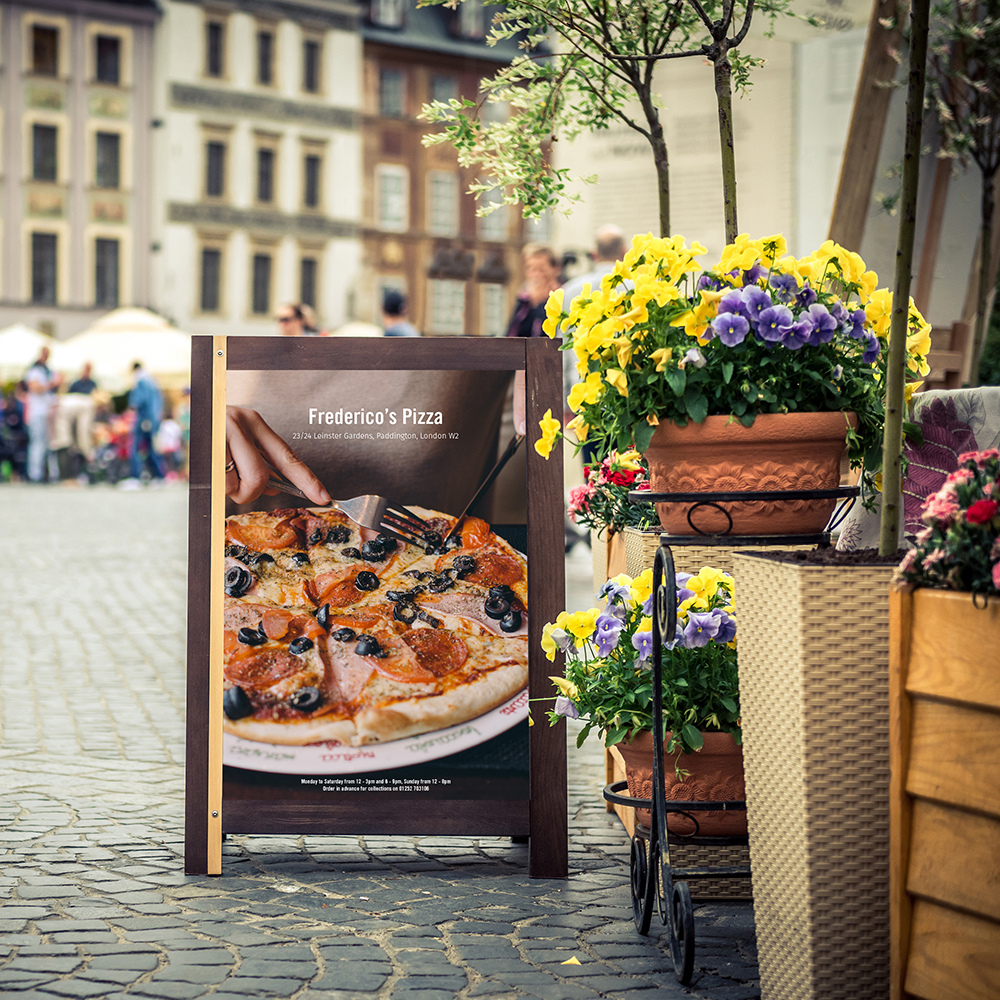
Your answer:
377;532;399;551
452;554;476;577
488;584;514;602
393;602;418;625
341;547;362;559
403;570;427;580
484;596;510;619
289;687;322;712
416;610;440;627
248;552;274;566
500;609;523;633
223;686;254;720
355;634;381;656
237;626;267;646
224;565;253;598
428;575;453;593
307;528;325;545
361;539;386;562
355;571;379;591
289;636;314;655
225;544;249;561
291;552;311;567
316;604;331;628
385;590;404;602
327;526;351;544
423;530;443;550
331;627;356;642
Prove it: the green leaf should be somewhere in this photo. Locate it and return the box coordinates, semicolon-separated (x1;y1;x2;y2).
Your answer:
665;368;686;397
720;697;737;713
721;361;734;384
681;724;703;751
633;419;656;453
684;389;709;424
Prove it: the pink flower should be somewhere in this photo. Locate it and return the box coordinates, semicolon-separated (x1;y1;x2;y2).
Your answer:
945;468;975;485
567;484;594;522
967;499;999;525
994;561;1000;590
923;548;947;567
899;550;917;573
959;448;1000;467
922;496;959;526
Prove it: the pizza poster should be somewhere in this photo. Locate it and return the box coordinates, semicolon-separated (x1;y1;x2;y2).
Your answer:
220;367;529;806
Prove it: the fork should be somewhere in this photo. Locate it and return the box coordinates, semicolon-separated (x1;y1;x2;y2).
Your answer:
265;474;431;546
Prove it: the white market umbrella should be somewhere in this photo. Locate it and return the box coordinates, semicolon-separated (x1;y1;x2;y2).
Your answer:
330;321;383;338
52;307;191;393
0;323;54;383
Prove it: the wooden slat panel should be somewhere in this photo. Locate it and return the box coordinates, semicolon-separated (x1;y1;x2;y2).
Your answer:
907;699;1000;818
908;799;1000;922
905;898;1000;1000
906;591;1000;711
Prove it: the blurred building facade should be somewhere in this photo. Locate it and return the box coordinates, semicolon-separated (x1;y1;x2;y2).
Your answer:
150;0;363;335
0;0;158;339
360;0;540;335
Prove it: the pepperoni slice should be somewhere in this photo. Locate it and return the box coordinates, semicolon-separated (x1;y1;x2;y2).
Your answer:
261;609;294;640
461;517;492;549
225;649;301;689
307;565;368;607
369;631;437;683
465;549;523;586
223;630;241;656
405;629;468;678
228;517;300;551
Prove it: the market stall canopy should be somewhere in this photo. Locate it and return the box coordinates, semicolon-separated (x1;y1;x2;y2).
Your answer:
0;323;54;384
330;321;383;338
52;308;191;393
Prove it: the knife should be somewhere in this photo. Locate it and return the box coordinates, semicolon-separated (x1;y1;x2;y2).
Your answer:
444;433;525;544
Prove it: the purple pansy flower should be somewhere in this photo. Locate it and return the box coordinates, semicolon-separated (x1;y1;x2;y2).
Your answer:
833;364;844;380
758;305;794;343
742;286;773;322
795;284;817;309
594;613;625;656
806;303;837;344
632;630;654;662
553;695;580;720
598;580;631;604
830;300;849;324
697;274;722;291
862;330;880;363
712;609;737;644
719;289;745;315
848;309;867;339
783;320;813;350
712;312;750;346
682;612;721;648
743;263;768;284
769;273;798;303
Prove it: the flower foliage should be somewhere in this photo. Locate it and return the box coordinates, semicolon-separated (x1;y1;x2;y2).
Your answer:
897;449;1000;595
541;568;739;758
567;449;657;534
545;233;931;484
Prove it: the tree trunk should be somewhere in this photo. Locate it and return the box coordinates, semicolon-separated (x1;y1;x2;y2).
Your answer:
714;53;738;244
970;168;995;385
649;125;671;239
879;0;929;556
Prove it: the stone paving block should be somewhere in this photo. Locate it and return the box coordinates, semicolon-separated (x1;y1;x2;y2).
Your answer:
129;983;215;1000
32;979;124;999
211;978;303;996
307;973;390;992
6;957;84;973
0;971;58;989
152;965;232;985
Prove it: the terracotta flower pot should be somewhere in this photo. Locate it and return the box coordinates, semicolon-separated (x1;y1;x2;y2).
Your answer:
643;411;857;535
614;729;746;837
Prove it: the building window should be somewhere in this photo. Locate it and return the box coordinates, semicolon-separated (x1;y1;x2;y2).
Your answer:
303;39;321;93
478;188;507;242
95;238;119;307
32;124;58;182
257;30;274;86
377;164;408;231
31;233;58;304
95;132;120;189
300;257;317;308
379;67;405;117
428;279;466;335
459;0;486;39
480;98;509;129
524;209;552;243
95;35;120;84
205;141;226;197
427;171;458;236
303;154;321;209
370;0;404;28
252;253;272;315
430;75;457;105
481;284;506;336
205;21;225;78
201;247;222;312
257;148;275;204
32;26;59;76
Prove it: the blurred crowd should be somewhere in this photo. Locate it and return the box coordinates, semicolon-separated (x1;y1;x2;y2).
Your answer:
1;350;189;489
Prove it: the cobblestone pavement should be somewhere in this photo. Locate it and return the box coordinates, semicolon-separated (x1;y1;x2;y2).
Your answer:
0;484;759;1000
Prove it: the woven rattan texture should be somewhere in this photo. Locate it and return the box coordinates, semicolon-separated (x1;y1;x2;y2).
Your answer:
623;528;812;578
668;839;753;900
733;554;893;1000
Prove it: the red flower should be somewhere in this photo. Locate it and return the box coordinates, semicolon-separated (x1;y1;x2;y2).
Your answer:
967;499;999;525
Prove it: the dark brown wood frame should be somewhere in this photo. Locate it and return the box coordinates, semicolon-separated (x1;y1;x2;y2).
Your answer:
185;335;568;878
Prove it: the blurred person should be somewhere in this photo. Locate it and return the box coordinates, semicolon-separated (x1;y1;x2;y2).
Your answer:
275;303;321;336
58;363;99;474
382;290;420;337
0;384;29;481
155;413;183;477
68;362;98;396
505;245;562;339
24;347;59;482
122;361;166;487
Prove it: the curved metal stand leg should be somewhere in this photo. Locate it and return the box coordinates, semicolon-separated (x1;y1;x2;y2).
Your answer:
670;880;696;984
630;834;654;935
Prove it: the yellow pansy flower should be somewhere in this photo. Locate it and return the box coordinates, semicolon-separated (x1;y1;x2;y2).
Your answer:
542;288;565;338
904;381;923;403
567;372;604;413
650;347;673;372
566;415;589;442
534;408;561;459
549;676;578;699
564;608;600;640
617;449;642;471
630;568;653;606
605;368;629;397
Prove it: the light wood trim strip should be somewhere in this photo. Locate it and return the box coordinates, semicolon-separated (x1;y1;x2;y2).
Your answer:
207;336;227;874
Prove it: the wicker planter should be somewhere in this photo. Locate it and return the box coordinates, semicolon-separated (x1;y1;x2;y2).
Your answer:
591;527;626;594
890;587;1000;1000
643;412;856;535
732;551;896;1000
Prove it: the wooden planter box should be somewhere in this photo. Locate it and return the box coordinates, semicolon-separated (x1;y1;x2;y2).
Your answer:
732;552;896;1000
890;587;1000;1000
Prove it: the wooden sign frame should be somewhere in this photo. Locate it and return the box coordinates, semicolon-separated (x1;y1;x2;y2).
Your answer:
185;336;567;878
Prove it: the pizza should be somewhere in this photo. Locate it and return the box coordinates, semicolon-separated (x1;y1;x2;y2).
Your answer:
222;507;528;747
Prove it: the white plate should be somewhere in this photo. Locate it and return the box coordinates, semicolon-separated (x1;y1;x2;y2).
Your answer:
222;688;529;775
